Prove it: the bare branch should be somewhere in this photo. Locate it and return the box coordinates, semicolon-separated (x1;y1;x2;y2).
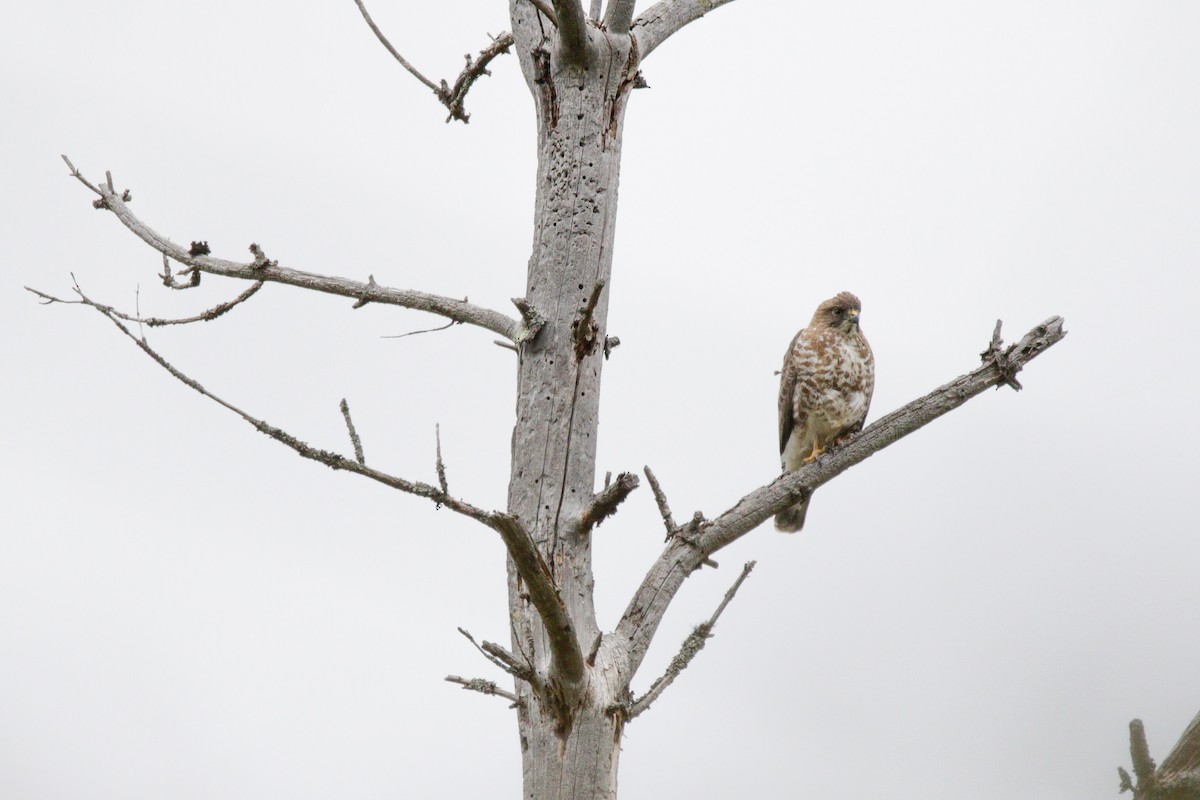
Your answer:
351;0;513;123
442;32;516;124
339;399;366;465
604;0;637;34
444;675;521;705
643;465;677;537
25;281;264;329
625;560;755;719
490;514;587;690
381;318;459;339
352;0;443;95
579;471;639;534
49;280;525;547
51;257;581;689
632;0;740;59
552;0;590;65
457;627;535;682
589;0;603;21
615;317;1068;677
62;160;529;342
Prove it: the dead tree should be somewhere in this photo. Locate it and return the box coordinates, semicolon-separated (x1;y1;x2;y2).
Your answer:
31;2;1069;798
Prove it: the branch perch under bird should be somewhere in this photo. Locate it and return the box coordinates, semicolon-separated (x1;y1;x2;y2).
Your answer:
55;158;534;342
612;317;1067;685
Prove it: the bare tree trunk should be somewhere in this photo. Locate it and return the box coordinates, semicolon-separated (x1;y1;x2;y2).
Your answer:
504;6;636;797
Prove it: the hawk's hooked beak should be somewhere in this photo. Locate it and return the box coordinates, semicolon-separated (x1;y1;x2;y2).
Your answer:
847;309;860;325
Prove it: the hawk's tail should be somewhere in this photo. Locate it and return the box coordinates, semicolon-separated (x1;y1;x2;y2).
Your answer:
774;496;810;533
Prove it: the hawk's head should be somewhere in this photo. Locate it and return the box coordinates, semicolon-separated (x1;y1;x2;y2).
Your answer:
812;291;863;334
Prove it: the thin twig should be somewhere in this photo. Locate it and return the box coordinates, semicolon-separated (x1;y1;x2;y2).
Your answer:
25;281;264;328
352;0;442;95
444;674;521;705
351;0;513;123
457;627;534;682
625;561;757;719
135;285;144;340
340;399;366;466
49;280;506;534
381;319;459;339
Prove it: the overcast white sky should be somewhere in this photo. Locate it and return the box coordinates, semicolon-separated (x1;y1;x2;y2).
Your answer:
4;2;1199;798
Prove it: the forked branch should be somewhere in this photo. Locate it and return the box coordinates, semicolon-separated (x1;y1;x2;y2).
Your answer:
457;627;535;683
38;281;583;677
51;281;496;522
61;158;532;343
26;280;263;328
615;317;1068;676
624;560;756;719
352;0;514;123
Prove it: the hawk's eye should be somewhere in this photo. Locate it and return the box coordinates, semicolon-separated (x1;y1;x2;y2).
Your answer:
832;307;843;317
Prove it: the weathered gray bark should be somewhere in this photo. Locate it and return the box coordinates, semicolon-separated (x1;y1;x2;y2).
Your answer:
504;5;636;796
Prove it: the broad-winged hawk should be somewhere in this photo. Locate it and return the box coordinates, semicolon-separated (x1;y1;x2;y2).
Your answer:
776;291;875;532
